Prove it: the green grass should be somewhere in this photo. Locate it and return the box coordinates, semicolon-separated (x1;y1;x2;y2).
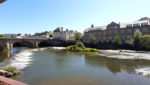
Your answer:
3;66;17;73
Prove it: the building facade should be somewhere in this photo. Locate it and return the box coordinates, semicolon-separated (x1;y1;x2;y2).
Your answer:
53;27;75;41
83;17;150;43
33;31;50;38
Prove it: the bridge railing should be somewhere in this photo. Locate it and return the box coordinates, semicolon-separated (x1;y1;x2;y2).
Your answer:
0;76;28;85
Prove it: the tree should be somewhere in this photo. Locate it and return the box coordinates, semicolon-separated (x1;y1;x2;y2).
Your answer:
133;29;142;47
0;34;4;38
114;34;122;46
89;33;96;43
75;32;82;41
76;42;85;49
0;0;6;4
139;35;150;50
49;33;53;38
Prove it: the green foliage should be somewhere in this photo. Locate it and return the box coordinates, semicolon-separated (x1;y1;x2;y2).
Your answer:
0;34;4;38
114;34;122;46
133;29;142;47
66;42;99;56
89;34;96;43
76;42;85;49
75;32;82;41
126;39;134;46
66;42;85;52
84;52;98;56
83;48;98;52
140;35;150;50
49;33;53;38
3;66;17;73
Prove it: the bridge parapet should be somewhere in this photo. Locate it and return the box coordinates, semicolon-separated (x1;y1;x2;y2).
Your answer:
0;38;49;50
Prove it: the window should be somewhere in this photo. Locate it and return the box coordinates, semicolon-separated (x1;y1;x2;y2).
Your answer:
141;22;148;26
126;24;132;28
133;23;140;27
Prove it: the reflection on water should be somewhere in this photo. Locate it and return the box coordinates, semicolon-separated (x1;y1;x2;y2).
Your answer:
0;49;11;62
13;48;150;85
0;47;28;62
85;56;150;74
0;47;28;68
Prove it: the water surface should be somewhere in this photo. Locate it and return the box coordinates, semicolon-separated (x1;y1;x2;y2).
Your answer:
10;48;150;85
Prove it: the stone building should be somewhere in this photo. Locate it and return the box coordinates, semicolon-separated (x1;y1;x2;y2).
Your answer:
53;27;75;41
33;31;50;38
83;17;150;44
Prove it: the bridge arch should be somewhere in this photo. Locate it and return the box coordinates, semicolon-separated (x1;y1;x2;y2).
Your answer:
12;40;35;48
38;41;50;47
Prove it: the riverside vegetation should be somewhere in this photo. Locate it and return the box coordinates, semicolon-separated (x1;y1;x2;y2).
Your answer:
66;42;99;56
0;66;20;77
114;29;150;51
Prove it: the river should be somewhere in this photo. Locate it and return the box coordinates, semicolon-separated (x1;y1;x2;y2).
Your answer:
1;47;150;85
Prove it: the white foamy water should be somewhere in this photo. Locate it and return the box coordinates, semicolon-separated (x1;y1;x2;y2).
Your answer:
100;50;150;60
135;67;150;76
32;48;47;52
7;50;34;70
53;47;66;50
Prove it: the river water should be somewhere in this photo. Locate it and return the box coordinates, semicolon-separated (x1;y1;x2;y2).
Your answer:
1;47;150;85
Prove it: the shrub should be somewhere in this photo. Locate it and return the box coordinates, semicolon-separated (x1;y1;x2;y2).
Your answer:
126;39;134;47
76;42;85;49
114;34;122;46
49;33;53;38
83;48;98;52
140;35;150;50
75;32;82;41
0;34;4;38
3;66;17;73
133;29;142;47
66;42;99;56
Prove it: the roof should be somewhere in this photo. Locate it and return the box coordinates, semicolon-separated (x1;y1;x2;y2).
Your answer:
54;27;64;32
84;17;150;32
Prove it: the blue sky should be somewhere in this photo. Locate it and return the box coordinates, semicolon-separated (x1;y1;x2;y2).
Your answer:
0;0;150;34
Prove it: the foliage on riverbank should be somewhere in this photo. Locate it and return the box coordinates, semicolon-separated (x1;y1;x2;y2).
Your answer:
66;42;99;56
3;66;18;73
0;66;20;77
126;30;150;50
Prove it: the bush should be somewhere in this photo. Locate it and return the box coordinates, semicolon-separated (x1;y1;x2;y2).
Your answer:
76;42;85;49
133;29;142;47
75;32;82;41
140;35;150;50
0;34;4;38
49;33;53;38
114;34;122;46
83;48;98;52
3;66;17;73
126;39;134;47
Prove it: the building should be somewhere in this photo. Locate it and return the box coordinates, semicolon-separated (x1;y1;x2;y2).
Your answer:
33;31;50;38
53;27;75;41
83;17;150;44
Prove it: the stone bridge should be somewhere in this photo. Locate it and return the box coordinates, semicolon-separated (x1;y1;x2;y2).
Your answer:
0;38;48;50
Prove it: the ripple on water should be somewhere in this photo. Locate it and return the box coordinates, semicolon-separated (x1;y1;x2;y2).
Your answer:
101;50;150;60
135;67;150;76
